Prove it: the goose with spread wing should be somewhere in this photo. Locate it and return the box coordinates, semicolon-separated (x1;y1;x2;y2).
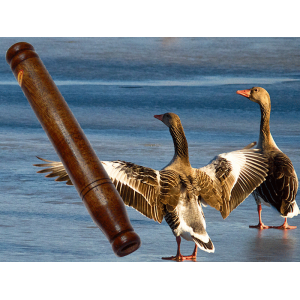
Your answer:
34;112;268;261
237;87;299;229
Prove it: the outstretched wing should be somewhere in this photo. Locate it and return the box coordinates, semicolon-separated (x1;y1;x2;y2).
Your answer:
34;157;181;223
101;161;181;222
195;147;268;219
34;157;73;185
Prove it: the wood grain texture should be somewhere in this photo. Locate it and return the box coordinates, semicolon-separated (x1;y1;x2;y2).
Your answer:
6;42;141;257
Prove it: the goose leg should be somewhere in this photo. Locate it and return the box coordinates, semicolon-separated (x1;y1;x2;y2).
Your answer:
269;218;297;230
162;236;197;261
249;204;270;229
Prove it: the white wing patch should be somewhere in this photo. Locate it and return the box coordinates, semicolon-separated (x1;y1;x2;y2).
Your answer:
198;148;268;218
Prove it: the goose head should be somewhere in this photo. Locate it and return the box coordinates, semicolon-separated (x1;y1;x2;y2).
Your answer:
236;87;271;107
154;112;181;128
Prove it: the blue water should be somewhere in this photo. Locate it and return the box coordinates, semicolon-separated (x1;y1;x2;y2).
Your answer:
0;37;300;262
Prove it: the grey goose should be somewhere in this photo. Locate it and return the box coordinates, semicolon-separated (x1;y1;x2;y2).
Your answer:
34;112;268;260
237;87;299;229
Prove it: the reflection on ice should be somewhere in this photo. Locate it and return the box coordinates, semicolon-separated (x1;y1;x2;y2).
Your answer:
247;229;297;262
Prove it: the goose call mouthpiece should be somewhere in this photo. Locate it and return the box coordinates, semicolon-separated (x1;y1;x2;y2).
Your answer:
6;42;141;257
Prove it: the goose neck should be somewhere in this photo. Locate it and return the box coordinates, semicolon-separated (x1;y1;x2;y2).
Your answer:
169;125;190;164
258;102;277;150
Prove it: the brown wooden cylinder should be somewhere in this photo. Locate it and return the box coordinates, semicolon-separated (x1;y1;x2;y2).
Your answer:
6;42;141;257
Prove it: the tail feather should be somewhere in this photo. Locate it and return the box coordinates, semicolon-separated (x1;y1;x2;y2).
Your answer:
192;236;215;253
285;201;299;218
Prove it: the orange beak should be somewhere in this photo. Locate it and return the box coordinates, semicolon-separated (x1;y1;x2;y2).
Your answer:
154;114;163;121
236;89;251;98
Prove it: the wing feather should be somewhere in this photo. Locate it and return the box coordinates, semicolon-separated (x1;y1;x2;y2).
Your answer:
34;157;181;223
196;148;268;219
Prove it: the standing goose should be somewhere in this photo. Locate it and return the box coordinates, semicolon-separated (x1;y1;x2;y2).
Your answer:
34;112;268;261
237;87;299;229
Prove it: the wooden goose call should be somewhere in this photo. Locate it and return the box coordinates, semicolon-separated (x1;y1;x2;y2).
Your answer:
6;42;141;257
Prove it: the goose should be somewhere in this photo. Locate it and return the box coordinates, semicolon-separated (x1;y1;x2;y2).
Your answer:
236;87;299;229
34;112;268;261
